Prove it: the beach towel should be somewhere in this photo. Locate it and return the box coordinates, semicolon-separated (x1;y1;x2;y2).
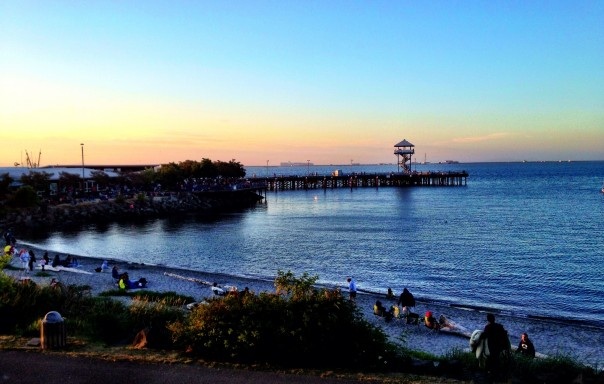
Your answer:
470;330;489;368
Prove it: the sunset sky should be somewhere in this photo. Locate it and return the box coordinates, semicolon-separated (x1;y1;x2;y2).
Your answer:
1;1;603;167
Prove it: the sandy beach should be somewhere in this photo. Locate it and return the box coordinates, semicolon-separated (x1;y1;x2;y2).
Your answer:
4;245;603;370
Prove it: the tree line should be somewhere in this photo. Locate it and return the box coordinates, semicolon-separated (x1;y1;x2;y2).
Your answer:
0;158;246;207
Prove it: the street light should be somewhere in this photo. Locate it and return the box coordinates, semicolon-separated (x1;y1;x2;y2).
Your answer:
80;143;85;177
307;160;310;175
266;160;269;177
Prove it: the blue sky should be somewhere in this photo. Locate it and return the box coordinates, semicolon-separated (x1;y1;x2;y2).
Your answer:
1;1;603;166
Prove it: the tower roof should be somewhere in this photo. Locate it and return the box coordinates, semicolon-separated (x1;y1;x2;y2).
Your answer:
394;139;414;148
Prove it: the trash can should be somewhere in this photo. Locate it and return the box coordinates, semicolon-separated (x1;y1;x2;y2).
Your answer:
40;311;66;349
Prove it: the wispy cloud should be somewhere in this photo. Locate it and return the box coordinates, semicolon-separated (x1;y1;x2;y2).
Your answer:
452;132;512;143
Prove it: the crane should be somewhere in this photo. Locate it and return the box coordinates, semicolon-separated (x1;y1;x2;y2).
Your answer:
24;149;42;168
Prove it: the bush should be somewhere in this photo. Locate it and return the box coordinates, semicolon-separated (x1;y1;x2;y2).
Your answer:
0;276;69;334
0;255;12;269
169;272;404;370
129;296;188;348
73;298;133;344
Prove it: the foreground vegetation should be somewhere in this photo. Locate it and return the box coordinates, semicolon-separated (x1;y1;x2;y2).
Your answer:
0;267;601;383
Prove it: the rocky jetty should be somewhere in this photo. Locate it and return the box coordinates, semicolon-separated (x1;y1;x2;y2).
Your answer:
1;190;264;232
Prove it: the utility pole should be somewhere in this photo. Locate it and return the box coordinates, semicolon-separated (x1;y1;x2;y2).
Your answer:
80;143;85;180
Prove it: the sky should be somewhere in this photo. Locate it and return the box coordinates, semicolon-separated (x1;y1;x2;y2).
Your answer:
1;1;603;167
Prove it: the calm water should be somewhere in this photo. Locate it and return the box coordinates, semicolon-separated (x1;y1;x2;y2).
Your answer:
22;161;604;328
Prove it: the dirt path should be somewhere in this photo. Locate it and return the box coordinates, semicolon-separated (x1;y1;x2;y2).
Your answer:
0;350;448;384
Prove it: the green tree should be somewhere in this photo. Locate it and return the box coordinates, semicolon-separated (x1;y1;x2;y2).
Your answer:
90;170;111;191
0;173;13;198
274;270;318;299
199;158;218;178
12;185;39;207
155;162;183;190
20;171;52;195
179;160;203;178
215;159;245;178
139;168;158;189
58;172;81;193
122;171;152;192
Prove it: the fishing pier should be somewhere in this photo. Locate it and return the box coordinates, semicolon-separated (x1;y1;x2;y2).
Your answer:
252;139;467;192
251;171;467;192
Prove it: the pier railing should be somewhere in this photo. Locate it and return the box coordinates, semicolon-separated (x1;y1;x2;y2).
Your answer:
248;171;468;191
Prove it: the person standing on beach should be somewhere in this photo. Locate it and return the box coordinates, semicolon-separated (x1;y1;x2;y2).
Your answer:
28;250;36;271
397;287;415;308
19;249;30;272
347;277;357;301
42;252;50;266
480;313;510;377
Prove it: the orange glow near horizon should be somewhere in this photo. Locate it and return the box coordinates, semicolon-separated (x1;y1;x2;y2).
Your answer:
1;2;603;166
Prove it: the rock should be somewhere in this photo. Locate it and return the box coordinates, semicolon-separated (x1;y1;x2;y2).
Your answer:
132;327;151;349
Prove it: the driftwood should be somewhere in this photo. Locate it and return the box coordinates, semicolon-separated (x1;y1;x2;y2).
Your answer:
163;271;212;286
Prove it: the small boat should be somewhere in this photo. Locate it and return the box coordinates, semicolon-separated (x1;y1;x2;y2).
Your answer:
601;181;604;194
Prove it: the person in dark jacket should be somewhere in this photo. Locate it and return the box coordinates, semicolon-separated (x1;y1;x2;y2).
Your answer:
397;287;415;308
480;313;510;377
516;332;536;358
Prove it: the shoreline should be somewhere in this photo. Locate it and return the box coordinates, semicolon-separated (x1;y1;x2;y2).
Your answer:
4;243;604;370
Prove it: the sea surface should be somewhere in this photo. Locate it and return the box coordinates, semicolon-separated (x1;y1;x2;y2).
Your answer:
21;161;604;329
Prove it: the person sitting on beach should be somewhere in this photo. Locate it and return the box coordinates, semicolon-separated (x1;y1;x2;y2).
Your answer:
225;285;238;296
515;332;535;358
96;260;109;273
386;287;395;300
118;272;147;290
424;311;440;330
373;300;393;322
112;265;120;280
63;255;79;268
402;306;420;324
239;287;250;298
211;282;226;296
52;254;61;268
3;245;14;257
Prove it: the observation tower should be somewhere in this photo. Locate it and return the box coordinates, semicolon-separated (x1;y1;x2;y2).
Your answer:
394;139;415;174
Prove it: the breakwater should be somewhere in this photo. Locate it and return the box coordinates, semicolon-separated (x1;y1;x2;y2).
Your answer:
1;190;264;232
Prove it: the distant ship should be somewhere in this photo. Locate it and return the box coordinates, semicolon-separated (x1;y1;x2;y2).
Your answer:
280;161;314;167
439;160;459;164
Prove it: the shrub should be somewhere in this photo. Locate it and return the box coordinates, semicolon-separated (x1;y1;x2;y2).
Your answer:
0;276;68;334
169;272;404;370
72;298;133;344
0;255;12;269
129;296;188;348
